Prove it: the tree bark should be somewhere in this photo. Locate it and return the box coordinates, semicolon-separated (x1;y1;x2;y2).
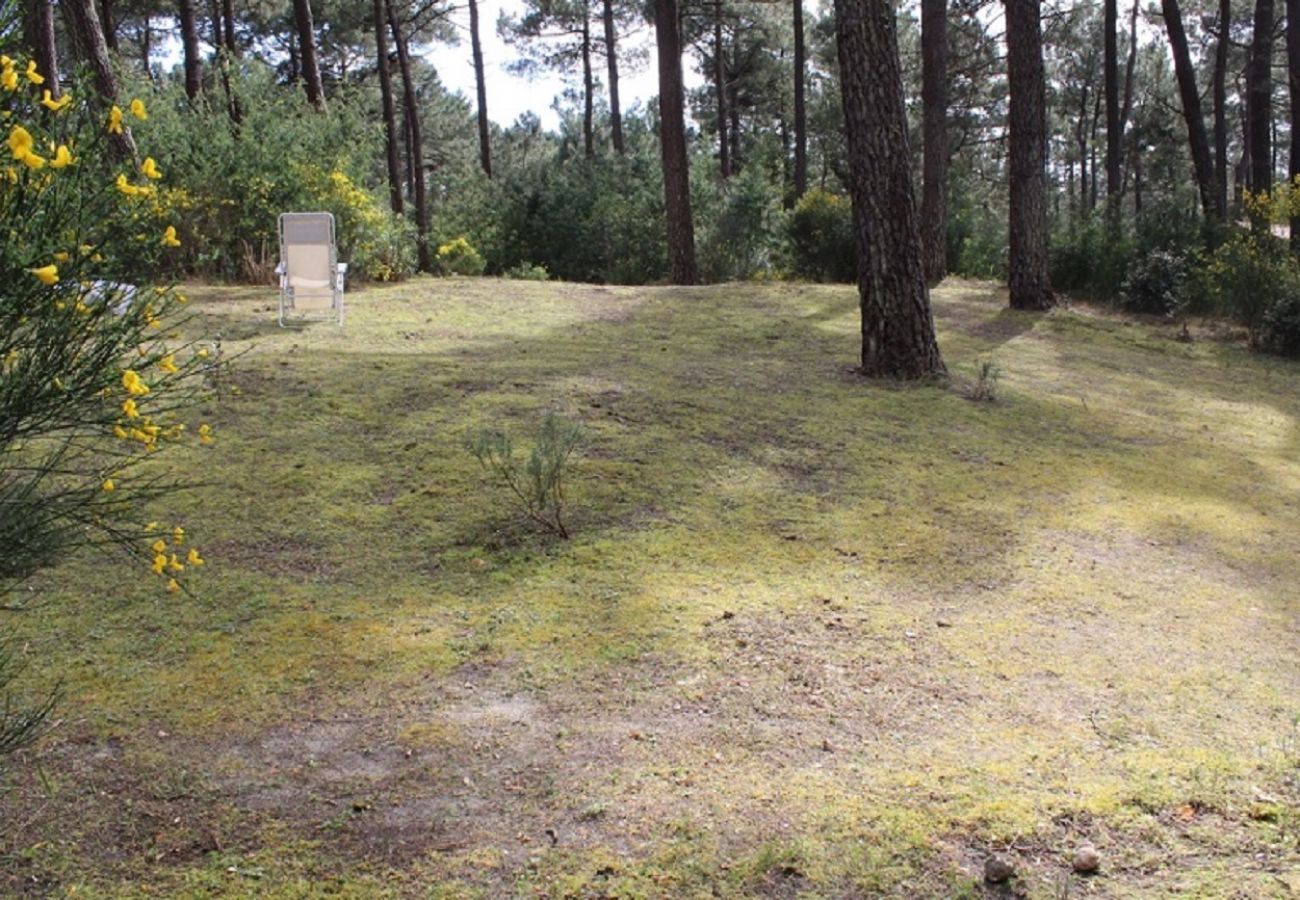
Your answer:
654;0;698;284
1287;0;1300;249
714;5;730;177
373;0;404;215
23;0;61;98
390;8;431;272
293;0;328;111
920;0;947;285
100;0;116;50
468;0;493;176
178;0;203;100
582;3;594;159
1215;0;1231;217
1247;0;1275;203
602;0;624;154
835;0;946;379
1161;0;1221;220
1005;0;1054;310
221;0;236;53
1104;0;1121;224
793;0;807;197
64;0;136;158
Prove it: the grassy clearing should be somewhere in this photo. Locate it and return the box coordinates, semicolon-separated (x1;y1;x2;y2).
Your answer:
2;277;1299;897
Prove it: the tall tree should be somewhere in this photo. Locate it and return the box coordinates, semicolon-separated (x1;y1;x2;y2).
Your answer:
389;7;431;272
293;0;328;110
835;0;946;378
177;0;203;100
1104;0;1121;222
1005;0;1053;310
23;0;60;97
713;3;730;177
373;0;404;214
468;0;493;175
1287;0;1300;250
1214;0;1231;217
1160;0;1221;220
64;0;136;158
792;0;807;196
654;0;698;284
602;0;625;153
1246;0;1275;201
920;0;947;284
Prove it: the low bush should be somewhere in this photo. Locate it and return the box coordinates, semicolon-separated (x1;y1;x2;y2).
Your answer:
1119;249;1191;316
786;188;855;283
437;237;487;276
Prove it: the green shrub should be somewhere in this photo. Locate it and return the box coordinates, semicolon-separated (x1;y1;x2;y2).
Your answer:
466;413;585;538
504;261;550;281
697;167;785;282
1051;217;1132;301
437;236;487;276
1119;250;1191;316
1259;292;1300;357
787;188;856;283
1200;234;1298;339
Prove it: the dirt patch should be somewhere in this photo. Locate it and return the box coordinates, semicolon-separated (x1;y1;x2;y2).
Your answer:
205;535;337;580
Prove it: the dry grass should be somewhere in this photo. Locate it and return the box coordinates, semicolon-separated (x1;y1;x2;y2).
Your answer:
1;276;1298;898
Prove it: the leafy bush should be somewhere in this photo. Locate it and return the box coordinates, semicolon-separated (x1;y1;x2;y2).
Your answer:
504;261;550;281
1259;292;1300;357
1119;250;1191;316
1199;234;1298;339
466;413;585;538
1051;218;1132;301
437;236;487;276
697;166;785;282
787;188;856;283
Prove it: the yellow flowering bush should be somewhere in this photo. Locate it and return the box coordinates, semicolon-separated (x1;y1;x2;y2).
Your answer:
436;236;487;276
0;58;212;596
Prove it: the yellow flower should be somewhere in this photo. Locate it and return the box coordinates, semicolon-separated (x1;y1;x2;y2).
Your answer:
24;61;43;85
129;98;147;120
29;264;58;285
0;65;16;93
102;479;115;492
196;348;210;359
7;124;33;159
168;554;184;573
140;157;161;180
186;548;205;567
113;425;128;439
18;149;44;169
172;526;185;545
151;554;167;575
158;354;178;374
121;369;150;396
40;89;70;112
145;521;159;532
198;423;213;445
107;105;123;135
53;251;69;262
161;225;181;247
115;173;139;196
121;397;140;418
50;144;72;168
166;578;180;593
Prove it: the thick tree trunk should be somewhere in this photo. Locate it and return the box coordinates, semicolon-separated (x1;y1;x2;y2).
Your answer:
468;0;492;176
390;9;431;272
1288;0;1300;250
221;0;236;53
793;0;807;197
100;0;116;50
582;4;594;159
24;0;61;98
1104;0;1121;224
1247;0;1275;204
64;0;136;158
1005;0;1054;310
293;0;328;111
1215;0;1231;217
177;0;202;100
920;0;947;285
1161;0;1221;221
714;7;730;177
835;0;945;379
654;0;698;284
373;0;404;215
602;0;624;154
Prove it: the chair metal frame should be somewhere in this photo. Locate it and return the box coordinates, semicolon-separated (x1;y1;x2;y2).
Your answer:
276;212;348;326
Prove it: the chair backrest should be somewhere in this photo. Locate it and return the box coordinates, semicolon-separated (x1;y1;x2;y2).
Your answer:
280;212;337;304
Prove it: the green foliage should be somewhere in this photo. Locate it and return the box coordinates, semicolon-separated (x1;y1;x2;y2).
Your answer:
0;639;57;759
697;166;786;282
1;62;210;754
1050;217;1131;301
1199;234;1300;352
948;199;1007;281
1119;250;1191;316
466;412;585;539
959;357;1001;403
504;261;550;281
133;64;413;282
786;188;855;283
436;236;486;276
